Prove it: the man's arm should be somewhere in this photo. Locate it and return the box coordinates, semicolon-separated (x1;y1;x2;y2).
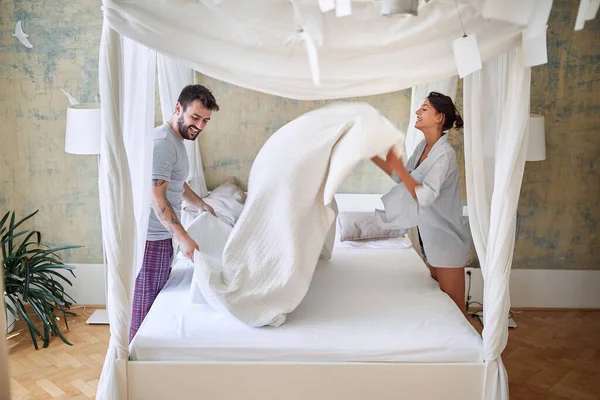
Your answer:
152;179;198;260
182;182;215;215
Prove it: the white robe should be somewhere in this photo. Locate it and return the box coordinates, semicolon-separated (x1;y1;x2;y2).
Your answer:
376;136;470;268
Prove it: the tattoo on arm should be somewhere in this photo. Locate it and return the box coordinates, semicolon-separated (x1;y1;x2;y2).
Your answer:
151;179;184;237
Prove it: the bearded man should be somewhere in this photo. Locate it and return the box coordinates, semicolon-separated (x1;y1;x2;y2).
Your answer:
130;85;219;342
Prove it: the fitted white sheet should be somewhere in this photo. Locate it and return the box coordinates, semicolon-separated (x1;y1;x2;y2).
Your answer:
129;245;483;363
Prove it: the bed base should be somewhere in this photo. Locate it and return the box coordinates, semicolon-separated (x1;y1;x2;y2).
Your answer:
118;360;489;400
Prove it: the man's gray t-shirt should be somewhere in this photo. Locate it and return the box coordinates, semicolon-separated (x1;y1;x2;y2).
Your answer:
147;122;189;241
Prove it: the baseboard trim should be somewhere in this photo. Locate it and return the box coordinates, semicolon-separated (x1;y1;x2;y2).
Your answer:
466;268;600;309
71;304;106;309
60;264;107;306
508;307;600;312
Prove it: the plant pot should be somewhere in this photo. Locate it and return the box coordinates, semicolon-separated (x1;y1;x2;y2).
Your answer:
4;296;16;334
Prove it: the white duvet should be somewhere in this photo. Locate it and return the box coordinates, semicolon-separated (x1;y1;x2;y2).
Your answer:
189;102;405;327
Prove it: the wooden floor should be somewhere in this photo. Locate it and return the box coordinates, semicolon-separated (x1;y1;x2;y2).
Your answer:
5;308;600;399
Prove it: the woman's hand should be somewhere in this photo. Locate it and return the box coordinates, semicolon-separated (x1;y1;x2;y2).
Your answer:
387;150;419;199
371;155;393;176
385;148;402;166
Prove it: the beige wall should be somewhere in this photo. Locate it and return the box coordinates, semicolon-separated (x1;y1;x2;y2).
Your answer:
514;0;599;270
0;0;103;264
0;0;597;269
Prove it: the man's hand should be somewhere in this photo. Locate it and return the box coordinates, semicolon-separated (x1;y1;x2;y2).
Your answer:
179;233;199;262
198;201;216;216
182;182;216;216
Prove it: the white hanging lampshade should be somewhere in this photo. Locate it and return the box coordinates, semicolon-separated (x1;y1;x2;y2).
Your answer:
64;103;102;155
526;114;546;162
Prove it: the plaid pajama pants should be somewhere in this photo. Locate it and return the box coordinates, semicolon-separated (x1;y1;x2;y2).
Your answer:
129;238;174;343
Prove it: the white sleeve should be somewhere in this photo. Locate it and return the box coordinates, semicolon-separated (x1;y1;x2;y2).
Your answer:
414;153;452;208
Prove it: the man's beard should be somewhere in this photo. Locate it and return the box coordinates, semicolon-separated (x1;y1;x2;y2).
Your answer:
177;116;201;141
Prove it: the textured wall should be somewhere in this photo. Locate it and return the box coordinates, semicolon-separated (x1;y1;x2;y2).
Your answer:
513;0;600;270
0;0;598;270
0;0;103;264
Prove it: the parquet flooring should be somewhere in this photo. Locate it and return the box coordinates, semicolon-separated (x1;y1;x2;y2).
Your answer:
498;310;600;400
5;308;600;399
6;307;108;399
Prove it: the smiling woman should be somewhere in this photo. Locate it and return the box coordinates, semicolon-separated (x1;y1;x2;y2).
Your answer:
372;91;469;316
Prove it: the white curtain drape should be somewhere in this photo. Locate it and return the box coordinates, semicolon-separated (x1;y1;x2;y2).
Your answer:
97;26;158;400
404;76;459;158
96;21;135;400
123;38;157;277
464;48;532;400
156;56;208;197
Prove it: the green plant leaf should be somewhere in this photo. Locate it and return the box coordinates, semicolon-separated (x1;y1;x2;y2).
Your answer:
14;231;41;255
3;210;77;349
28;288;64;306
0;211;9;232
23;262;31;299
26;246;81;267
4;273;24;282
9;209;39;235
31;263;76;274
27;297;52;348
61;309;69;330
11;296;42;349
7;212;15;252
50;322;72;346
9;295;41;334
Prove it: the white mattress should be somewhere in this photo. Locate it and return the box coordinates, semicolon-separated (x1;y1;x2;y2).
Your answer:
130;245;483;363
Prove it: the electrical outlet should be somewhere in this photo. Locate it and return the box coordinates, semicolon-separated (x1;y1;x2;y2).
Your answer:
462;205;469;217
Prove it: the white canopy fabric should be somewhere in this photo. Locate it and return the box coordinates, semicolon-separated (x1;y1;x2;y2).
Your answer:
101;0;527;100
122;38;157;278
464;48;532;400
96;1;547;398
97;20;135;400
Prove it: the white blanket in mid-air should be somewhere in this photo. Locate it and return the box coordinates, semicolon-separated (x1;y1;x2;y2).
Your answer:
189;102;405;327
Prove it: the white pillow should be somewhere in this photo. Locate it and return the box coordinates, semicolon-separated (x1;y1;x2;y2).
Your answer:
337;211;406;242
182;177;246;229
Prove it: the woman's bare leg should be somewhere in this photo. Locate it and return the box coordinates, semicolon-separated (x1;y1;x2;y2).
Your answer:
433;267;466;317
427;264;438;282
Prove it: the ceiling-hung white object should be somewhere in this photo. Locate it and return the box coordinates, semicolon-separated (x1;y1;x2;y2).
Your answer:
576;0;600;30
102;0;531;100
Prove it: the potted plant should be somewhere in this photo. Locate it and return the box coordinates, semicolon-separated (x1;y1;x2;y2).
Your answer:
2;209;80;349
